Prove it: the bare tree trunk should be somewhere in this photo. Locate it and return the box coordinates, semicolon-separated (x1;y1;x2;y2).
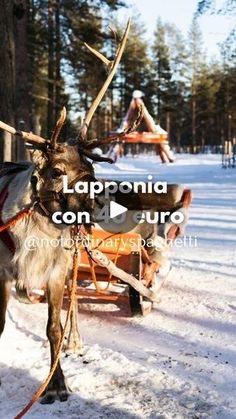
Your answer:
55;0;61;117
34;114;42;135
177;130;181;153
0;0;15;162
228;113;232;141
14;0;30;160
96;109;100;139
201;128;205;149
110;88;113;134
47;0;55;137
191;87;196;153
166;111;171;140
28;0;37;134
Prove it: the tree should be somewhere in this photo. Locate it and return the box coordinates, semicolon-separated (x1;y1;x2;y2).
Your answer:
196;1;236;146
60;0;127;138
188;18;205;152
152;19;173;126
0;0;15;161
164;24;189;148
14;0;31;159
47;0;54;136
0;0;127;160
195;62;221;147
55;0;61;116
118;17;150;113
62;0;105;138
197;0;236;60
197;0;236;15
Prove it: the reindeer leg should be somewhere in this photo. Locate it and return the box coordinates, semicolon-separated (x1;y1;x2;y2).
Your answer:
0;276;11;387
64;276;83;355
65;297;83;356
40;277;71;404
0;277;11;336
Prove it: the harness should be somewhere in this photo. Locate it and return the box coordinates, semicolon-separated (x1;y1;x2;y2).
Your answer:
0;162;93;251
33;170;93;217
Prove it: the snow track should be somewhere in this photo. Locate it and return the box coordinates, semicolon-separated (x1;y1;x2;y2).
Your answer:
0;154;236;418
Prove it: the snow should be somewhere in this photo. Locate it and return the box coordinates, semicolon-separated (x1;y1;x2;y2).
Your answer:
1;154;236;418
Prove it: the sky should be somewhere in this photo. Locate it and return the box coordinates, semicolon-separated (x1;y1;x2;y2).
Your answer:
114;0;234;60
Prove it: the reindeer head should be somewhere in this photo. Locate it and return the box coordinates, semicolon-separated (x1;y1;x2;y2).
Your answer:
26;107;92;218
31;148;94;218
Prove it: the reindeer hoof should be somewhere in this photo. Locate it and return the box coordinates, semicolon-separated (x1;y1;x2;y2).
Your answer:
40;384;71;404
65;345;84;357
59;389;70;402
40;390;57;404
64;337;84;356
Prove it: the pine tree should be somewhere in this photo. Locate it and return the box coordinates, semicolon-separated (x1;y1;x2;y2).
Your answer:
164;24;189;148
188;18;205;151
152;19;173;126
118;17;150;113
195;62;221;147
197;0;236;14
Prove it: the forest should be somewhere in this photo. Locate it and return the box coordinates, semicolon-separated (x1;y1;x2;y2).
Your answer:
0;0;235;161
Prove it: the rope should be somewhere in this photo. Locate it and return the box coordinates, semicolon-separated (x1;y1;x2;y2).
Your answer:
14;228;80;419
87;254;110;294
108;234;121;281
84;232;122;294
0;207;34;233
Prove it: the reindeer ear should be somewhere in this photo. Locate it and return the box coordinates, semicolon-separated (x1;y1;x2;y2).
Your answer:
31;149;47;170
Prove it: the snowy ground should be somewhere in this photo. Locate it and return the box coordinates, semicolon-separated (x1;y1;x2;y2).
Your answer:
1;154;236;419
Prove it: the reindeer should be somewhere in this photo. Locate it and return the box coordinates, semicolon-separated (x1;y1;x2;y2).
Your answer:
0;21;131;404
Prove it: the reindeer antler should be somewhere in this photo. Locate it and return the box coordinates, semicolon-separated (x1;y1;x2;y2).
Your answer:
84;103;144;149
50;106;66;148
0;121;47;145
79;19;131;141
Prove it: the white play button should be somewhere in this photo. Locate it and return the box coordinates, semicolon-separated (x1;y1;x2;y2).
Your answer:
94;201;129;230
110;201;128;219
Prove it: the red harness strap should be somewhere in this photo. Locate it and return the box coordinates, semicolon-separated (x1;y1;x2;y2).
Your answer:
0;182;16;253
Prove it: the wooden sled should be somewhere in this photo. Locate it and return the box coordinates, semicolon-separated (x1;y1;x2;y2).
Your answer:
19;187;192;316
69;188;192;316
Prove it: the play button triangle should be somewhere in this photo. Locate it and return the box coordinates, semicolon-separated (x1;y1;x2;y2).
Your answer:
110;201;128;219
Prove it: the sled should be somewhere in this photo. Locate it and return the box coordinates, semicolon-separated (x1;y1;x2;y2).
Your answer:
121;131;168;144
14;183;192;315
68;188;192;316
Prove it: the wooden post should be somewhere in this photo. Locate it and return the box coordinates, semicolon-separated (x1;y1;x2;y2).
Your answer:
3;132;12;162
0;0;15;162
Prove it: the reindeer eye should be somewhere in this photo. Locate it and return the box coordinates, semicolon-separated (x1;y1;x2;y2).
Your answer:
52;168;64;179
